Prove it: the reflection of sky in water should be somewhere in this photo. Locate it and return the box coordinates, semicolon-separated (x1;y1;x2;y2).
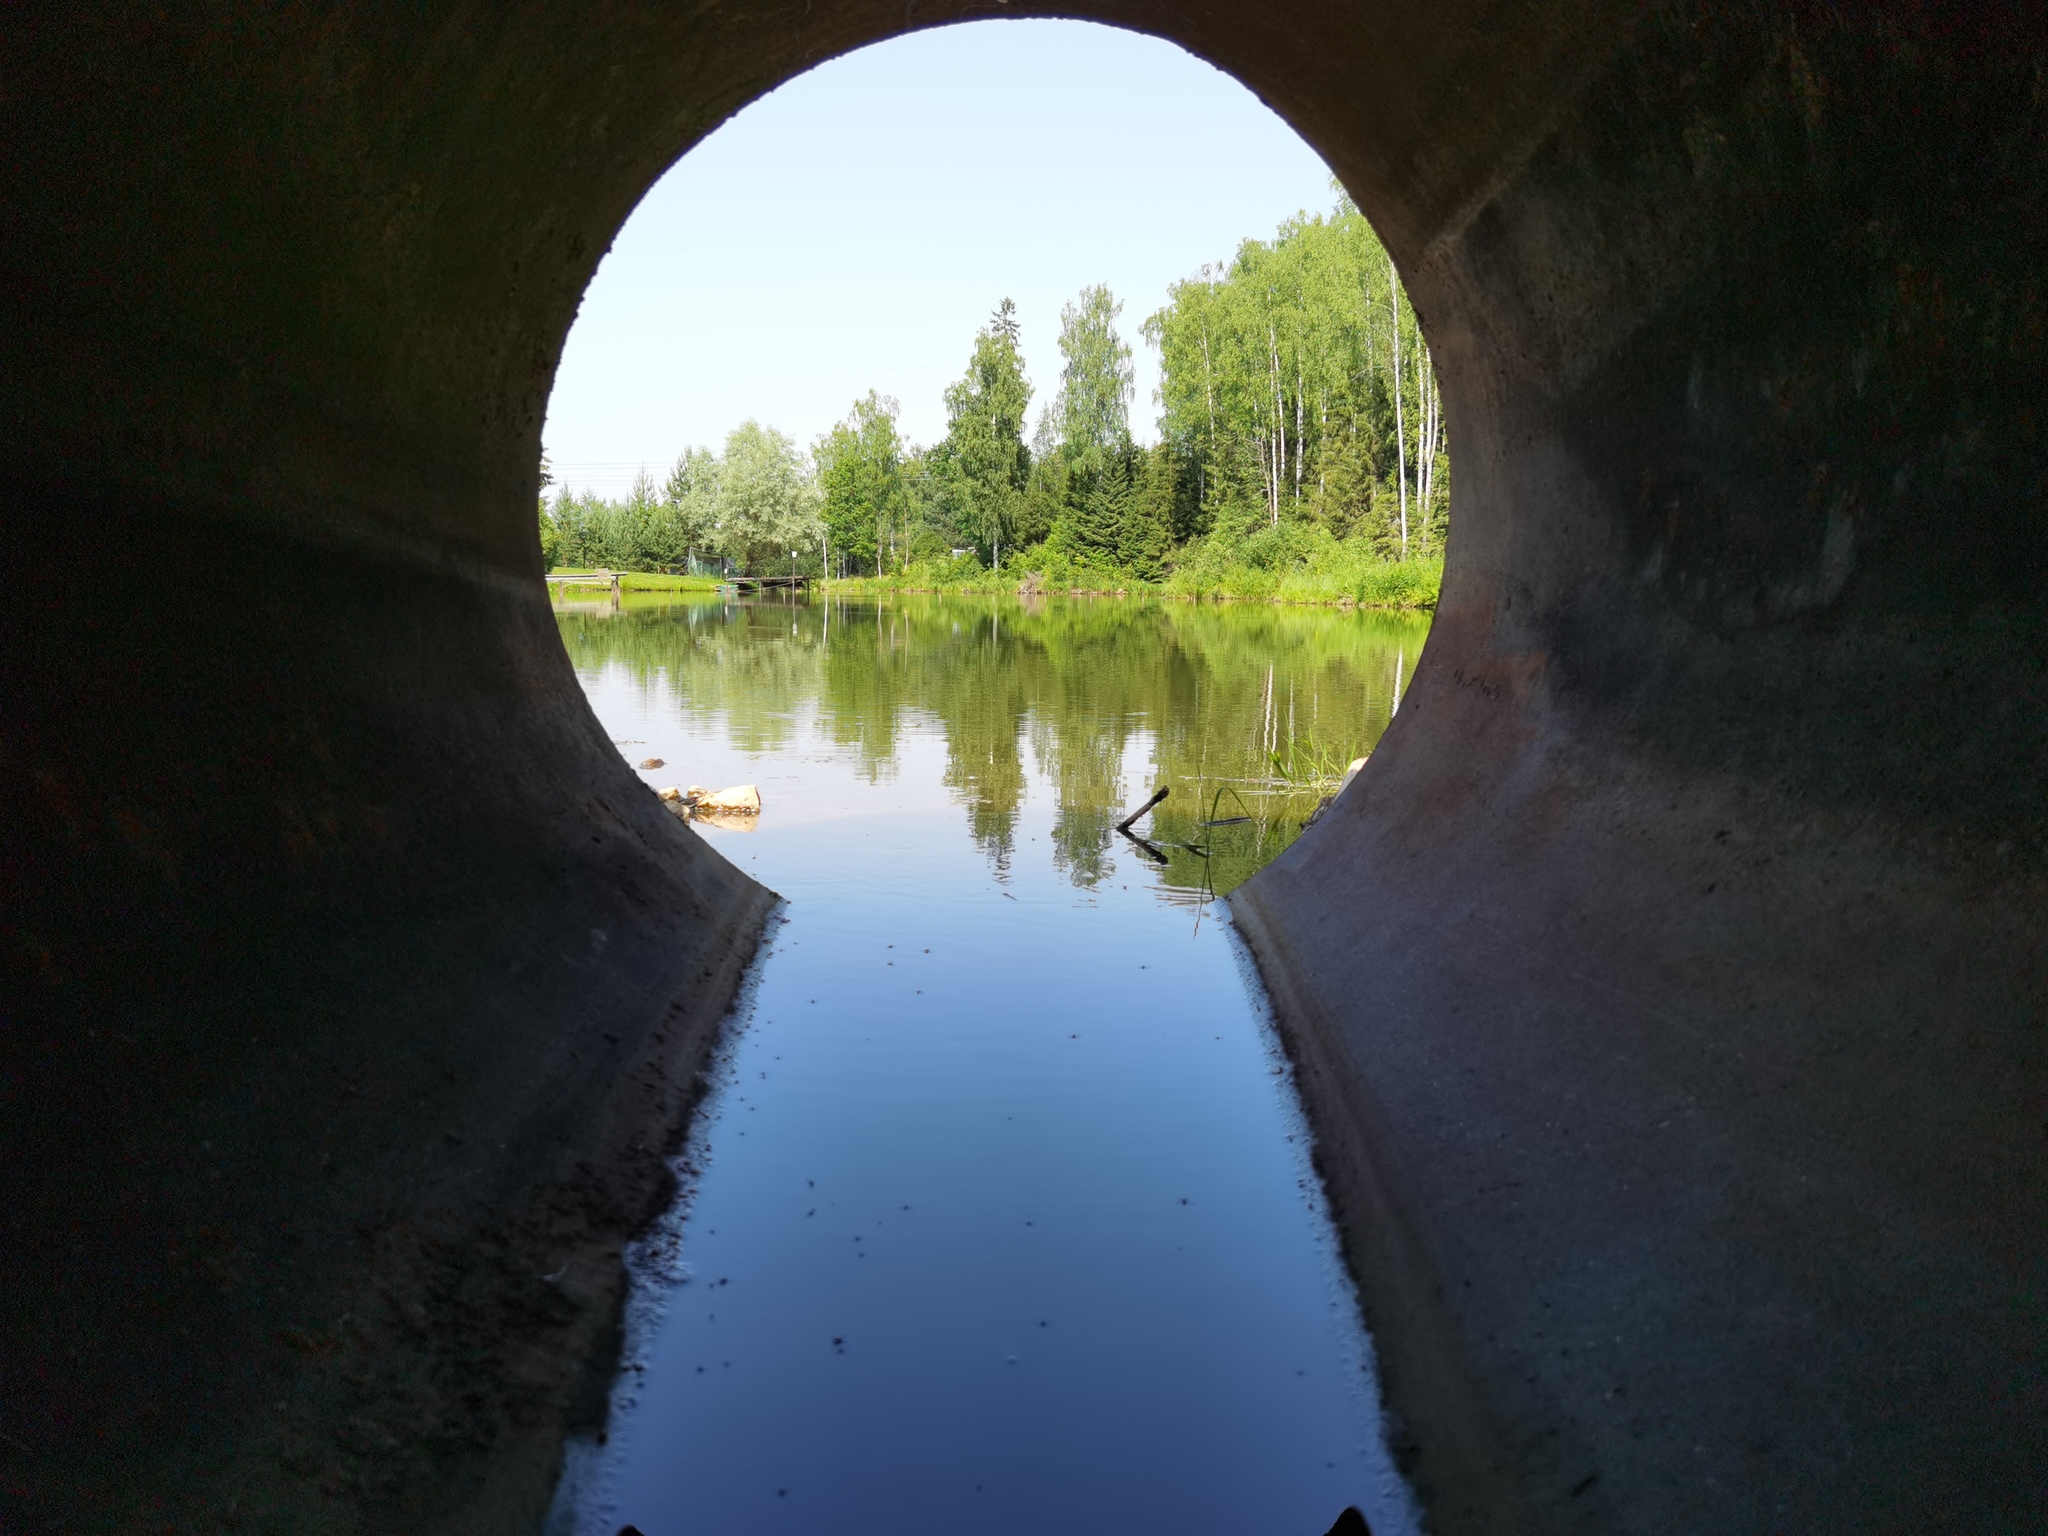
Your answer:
546;597;1424;1536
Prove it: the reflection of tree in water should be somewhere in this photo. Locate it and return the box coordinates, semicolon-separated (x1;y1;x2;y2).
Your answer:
556;592;1429;896
1026;609;1154;887
1031;712;1126;888
929;612;1031;875
817;608;910;781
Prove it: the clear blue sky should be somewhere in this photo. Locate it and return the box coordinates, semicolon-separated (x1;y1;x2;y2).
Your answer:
543;20;1338;499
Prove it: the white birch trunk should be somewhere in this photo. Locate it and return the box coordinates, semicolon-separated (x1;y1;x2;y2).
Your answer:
1420;351;1442;547
1199;312;1218;442
1318;387;1329;500
1268;320;1285;526
1294;354;1306;505
1388;254;1409;558
1414;344;1430;545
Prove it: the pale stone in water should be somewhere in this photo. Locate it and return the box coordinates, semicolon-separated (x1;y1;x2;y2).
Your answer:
652;783;758;815
697;785;761;813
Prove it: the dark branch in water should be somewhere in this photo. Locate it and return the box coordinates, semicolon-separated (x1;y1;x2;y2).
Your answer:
1116;786;1169;832
1116;827;1171;864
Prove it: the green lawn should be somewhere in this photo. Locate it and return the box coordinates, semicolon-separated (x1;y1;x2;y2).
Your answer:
546;568;726;592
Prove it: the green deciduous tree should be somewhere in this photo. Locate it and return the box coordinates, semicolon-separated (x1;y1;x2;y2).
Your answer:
1052;284;1134;461
538;496;564;568
663;445;720;566
815;392;906;576
712;420;822;574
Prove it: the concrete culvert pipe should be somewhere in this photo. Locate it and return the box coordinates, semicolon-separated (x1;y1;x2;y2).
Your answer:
2;3;2042;1531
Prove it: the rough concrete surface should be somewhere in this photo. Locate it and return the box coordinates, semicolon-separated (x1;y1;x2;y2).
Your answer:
2;2;2042;1532
1;500;778;1531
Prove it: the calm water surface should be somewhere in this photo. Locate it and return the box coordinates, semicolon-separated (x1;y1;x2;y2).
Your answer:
547;594;1429;1536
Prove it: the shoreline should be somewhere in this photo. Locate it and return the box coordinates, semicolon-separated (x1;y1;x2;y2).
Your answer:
819;581;1437;612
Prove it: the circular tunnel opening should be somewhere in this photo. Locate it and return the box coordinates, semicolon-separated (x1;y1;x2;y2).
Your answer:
534;22;1445;1534
6;7;2040;1533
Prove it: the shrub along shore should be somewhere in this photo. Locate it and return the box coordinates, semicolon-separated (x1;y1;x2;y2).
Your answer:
825;541;1443;610
549;544;1442;611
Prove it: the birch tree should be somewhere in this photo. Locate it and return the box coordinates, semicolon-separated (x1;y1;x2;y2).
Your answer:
1145;190;1446;558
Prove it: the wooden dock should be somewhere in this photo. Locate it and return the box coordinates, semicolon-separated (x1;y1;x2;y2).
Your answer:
722;575;814;593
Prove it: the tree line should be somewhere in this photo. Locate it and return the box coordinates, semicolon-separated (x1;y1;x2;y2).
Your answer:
541;188;1447;579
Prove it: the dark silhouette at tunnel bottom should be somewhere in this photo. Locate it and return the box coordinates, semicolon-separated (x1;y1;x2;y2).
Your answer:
617;1513;1371;1535
2;4;2043;1533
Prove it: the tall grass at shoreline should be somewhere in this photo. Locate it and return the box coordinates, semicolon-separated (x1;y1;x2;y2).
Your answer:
824;537;1442;610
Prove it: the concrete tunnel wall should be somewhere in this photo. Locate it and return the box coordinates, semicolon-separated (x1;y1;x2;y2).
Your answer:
1;3;2041;1531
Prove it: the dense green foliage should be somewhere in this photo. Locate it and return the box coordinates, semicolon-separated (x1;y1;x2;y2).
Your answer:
541;468;691;572
544;189;1444;601
558;592;1429;892
828;542;1442;608
1147;190;1446;559
542;422;822;574
1022;285;1182;579
813;391;908;576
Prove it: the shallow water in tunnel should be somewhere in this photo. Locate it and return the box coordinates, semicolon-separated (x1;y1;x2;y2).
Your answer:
545;593;1428;1536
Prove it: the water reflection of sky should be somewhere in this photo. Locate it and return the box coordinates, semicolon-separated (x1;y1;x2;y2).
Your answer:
545;597;1425;1536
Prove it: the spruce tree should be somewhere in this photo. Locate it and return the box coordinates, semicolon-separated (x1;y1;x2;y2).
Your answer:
1051;447;1118;561
1047;285;1137;567
938;299;1032;565
1120;445;1176;579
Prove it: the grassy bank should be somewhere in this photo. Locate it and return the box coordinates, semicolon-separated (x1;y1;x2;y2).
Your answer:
825;534;1442;610
545;568;726;593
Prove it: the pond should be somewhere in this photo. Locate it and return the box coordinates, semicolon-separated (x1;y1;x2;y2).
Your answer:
545;592;1430;1536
